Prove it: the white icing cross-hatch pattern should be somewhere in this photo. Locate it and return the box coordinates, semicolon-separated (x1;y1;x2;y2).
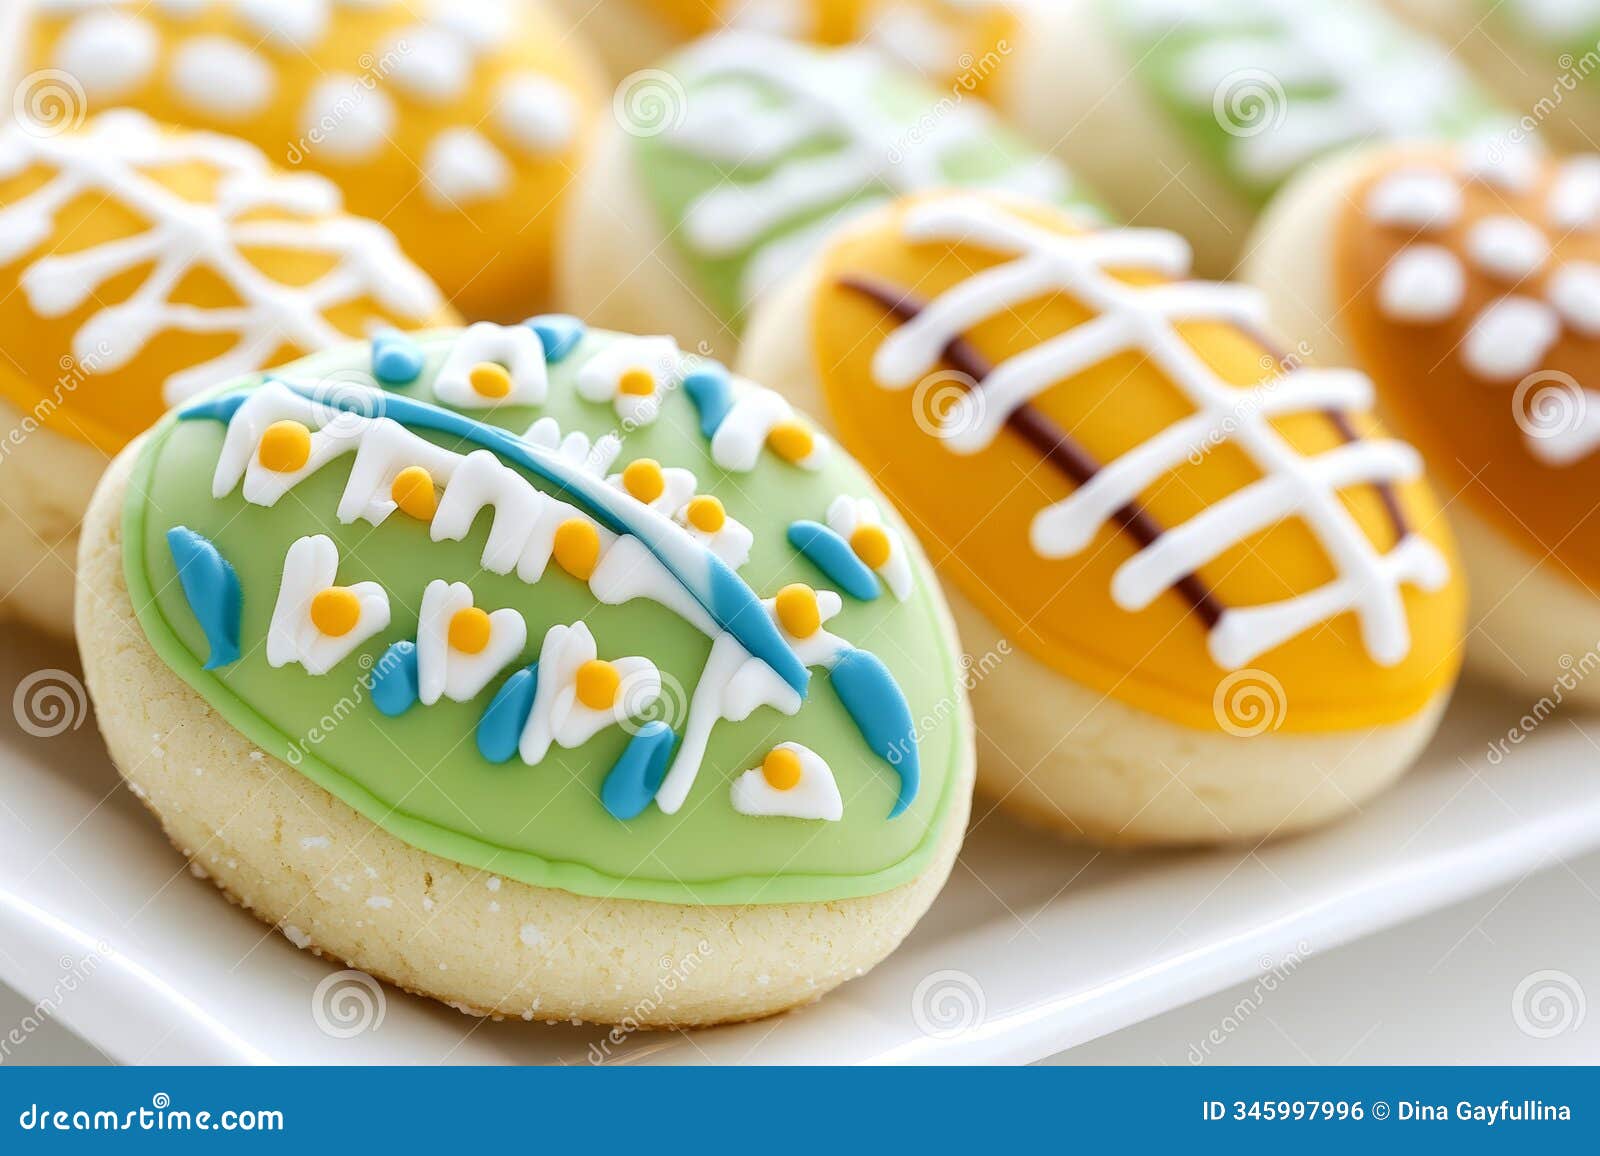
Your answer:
0;111;441;405
36;0;579;207
865;196;1449;670
1369;154;1600;465
660;31;1080;307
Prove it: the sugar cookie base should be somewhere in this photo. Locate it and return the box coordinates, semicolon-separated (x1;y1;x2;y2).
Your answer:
556;121;743;363
739;251;1452;845
1243;145;1600;707
0;393;107;638
995;1;1256;277
77;442;974;1028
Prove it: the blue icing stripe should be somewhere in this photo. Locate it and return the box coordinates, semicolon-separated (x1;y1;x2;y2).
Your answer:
787;521;881;602
683;364;734;438
371;641;420;717
830;647;919;818
601;721;678;820
477;664;538;763
165;526;241;670
526;314;585;363
182;382;810;697
371;330;425;386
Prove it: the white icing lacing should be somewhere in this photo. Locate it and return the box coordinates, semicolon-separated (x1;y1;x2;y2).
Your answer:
869;196;1447;669
36;0;577;205
661;31;1080;307
1116;0;1507;187
1368;154;1600;465
0;111;440;405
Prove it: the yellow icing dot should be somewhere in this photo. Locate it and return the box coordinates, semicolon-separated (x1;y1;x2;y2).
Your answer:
448;606;492;655
767;421;815;464
622;458;665;503
390;466;437;520
775;583;821;639
553;518;600;580
762;747;803;791
258;420;312;473
309;587;361;638
575;659;621;710
850;524;892;569
685;495;726;534
468;362;513;399
618;367;656;397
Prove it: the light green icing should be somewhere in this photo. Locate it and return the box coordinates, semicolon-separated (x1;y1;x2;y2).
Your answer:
122;331;968;906
634;37;1102;328
1103;0;1510;204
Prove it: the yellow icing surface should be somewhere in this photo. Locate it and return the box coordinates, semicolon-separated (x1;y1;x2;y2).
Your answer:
632;0;1016;91
809;196;1466;733
0;121;454;453
23;0;602;320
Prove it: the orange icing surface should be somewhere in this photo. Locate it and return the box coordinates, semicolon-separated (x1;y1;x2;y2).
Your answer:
634;0;1015;91
1336;147;1600;593
0;137;453;453
809;196;1465;732
23;2;601;319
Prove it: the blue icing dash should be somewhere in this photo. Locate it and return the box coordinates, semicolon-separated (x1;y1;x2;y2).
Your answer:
830;647;919;818
683;364;734;438
371;641;420;717
371;330;425;386
601;721;678;820
787;521;881;602
477;663;538;764
165;526;241;670
183;381;810;697
526;314;585;363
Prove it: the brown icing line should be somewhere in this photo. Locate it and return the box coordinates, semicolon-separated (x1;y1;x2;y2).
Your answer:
839;273;1226;630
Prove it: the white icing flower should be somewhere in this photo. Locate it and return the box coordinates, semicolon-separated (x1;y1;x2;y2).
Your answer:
710;386;829;472
267;535;391;675
575;336;681;425
674;494;754;570
416;580;527;706
730;743;843;821
518;622;661;765
433;321;548;409
826;495;912;600
607;457;697;515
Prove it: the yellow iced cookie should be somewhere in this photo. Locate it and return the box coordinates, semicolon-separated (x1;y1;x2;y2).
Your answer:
19;0;603;319
741;191;1467;844
0;112;453;636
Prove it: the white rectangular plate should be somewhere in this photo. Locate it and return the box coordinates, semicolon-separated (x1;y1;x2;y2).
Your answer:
2;625;1595;1065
